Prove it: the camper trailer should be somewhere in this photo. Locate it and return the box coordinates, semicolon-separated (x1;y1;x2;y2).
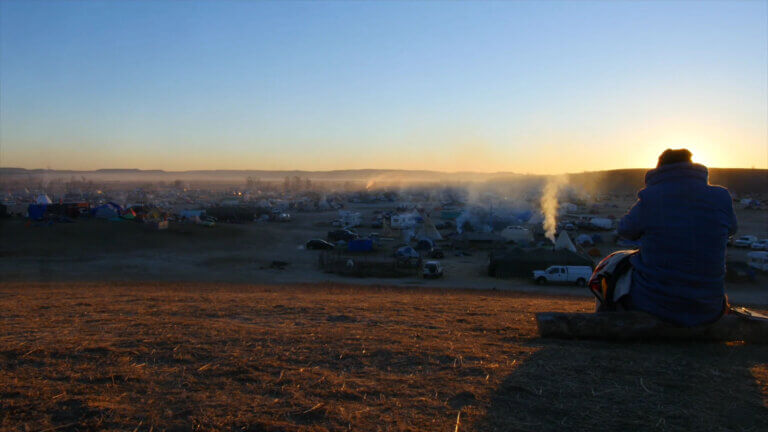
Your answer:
391;213;419;229
500;226;533;244
338;210;362;228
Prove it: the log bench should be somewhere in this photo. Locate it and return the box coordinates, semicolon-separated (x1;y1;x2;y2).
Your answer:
536;310;768;344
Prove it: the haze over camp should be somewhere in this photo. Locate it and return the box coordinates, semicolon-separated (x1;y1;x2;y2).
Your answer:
1;1;767;431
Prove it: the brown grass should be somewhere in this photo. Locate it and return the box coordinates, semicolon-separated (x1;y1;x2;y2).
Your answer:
0;282;766;432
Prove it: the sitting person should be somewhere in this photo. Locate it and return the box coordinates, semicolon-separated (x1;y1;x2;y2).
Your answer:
616;149;738;326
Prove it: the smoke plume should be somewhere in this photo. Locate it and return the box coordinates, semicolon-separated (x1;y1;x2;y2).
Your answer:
540;176;564;243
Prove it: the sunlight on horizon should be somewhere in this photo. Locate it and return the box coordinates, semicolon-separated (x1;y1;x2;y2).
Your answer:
0;1;766;173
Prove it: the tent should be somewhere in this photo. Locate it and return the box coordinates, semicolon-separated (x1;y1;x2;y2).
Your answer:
36;194;53;205
180;209;205;222
145;208;164;221
554;231;577;252
93;203;121;219
590;217;613;230
418;213;443;241
575;234;594;246
395;246;420;259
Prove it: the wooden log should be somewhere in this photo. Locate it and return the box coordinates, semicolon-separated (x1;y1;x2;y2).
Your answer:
536;311;768;344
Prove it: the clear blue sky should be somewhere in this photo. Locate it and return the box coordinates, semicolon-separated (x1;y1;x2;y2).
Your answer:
1;0;766;173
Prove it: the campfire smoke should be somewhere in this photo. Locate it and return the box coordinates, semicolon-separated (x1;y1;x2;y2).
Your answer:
540;176;564;243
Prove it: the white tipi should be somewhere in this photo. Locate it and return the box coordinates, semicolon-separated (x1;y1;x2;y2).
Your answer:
36;194;53;204
554;231;577;252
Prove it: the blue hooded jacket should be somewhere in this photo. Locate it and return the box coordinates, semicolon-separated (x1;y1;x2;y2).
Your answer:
618;162;737;326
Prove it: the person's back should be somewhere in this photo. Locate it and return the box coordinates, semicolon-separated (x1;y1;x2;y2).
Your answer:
617;149;737;326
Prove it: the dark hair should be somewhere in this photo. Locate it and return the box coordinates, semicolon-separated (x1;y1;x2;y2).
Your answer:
657;149;692;167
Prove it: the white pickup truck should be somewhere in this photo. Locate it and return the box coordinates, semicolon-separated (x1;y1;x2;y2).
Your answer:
533;265;593;286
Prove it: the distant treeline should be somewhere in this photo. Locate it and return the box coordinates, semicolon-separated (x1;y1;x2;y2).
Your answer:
1;167;766;195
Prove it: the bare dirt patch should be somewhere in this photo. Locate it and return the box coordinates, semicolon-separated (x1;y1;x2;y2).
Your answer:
1;282;766;431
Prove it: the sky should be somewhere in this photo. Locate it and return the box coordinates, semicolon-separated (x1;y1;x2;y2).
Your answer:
1;1;766;174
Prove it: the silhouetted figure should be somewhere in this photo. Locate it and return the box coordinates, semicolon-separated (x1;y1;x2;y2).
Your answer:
617;149;737;326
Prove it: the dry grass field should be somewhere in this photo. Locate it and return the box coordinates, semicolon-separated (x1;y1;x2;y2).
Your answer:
1;282;767;432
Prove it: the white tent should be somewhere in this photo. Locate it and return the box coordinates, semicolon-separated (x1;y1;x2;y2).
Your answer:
36;194;53;204
590;217;613;230
554;231;577;252
575;233;594;246
418;213;443;241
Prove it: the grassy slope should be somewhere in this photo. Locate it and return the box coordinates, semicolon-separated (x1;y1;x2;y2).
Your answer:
1;282;766;432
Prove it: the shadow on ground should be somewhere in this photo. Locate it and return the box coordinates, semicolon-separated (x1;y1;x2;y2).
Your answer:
473;340;768;431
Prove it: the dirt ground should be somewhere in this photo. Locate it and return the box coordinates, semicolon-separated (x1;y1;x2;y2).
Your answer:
1;282;766;432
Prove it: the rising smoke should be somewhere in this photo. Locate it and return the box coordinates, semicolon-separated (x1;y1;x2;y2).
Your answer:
540;176;565;243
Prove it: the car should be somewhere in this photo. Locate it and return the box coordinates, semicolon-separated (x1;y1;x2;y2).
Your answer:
306;239;335;250
748;251;768;272
423;261;444;278
734;235;758;248
327;229;358;242
533;265;593;286
750;239;768;250
430;248;445;259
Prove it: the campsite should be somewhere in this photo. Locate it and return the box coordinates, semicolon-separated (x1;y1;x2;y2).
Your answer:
3;174;767;431
2;191;767;305
3;1;768;430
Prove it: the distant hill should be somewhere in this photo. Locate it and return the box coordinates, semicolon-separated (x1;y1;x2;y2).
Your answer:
1;167;766;195
565;168;768;195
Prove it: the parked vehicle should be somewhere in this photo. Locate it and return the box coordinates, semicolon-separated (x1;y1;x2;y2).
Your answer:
306;239;335;250
430;248;445;259
734;235;758;248
533;265;592;286
750;239;768;251
274;212;291;222
423;261;444;278
327;229;358;242
747;251;768;272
